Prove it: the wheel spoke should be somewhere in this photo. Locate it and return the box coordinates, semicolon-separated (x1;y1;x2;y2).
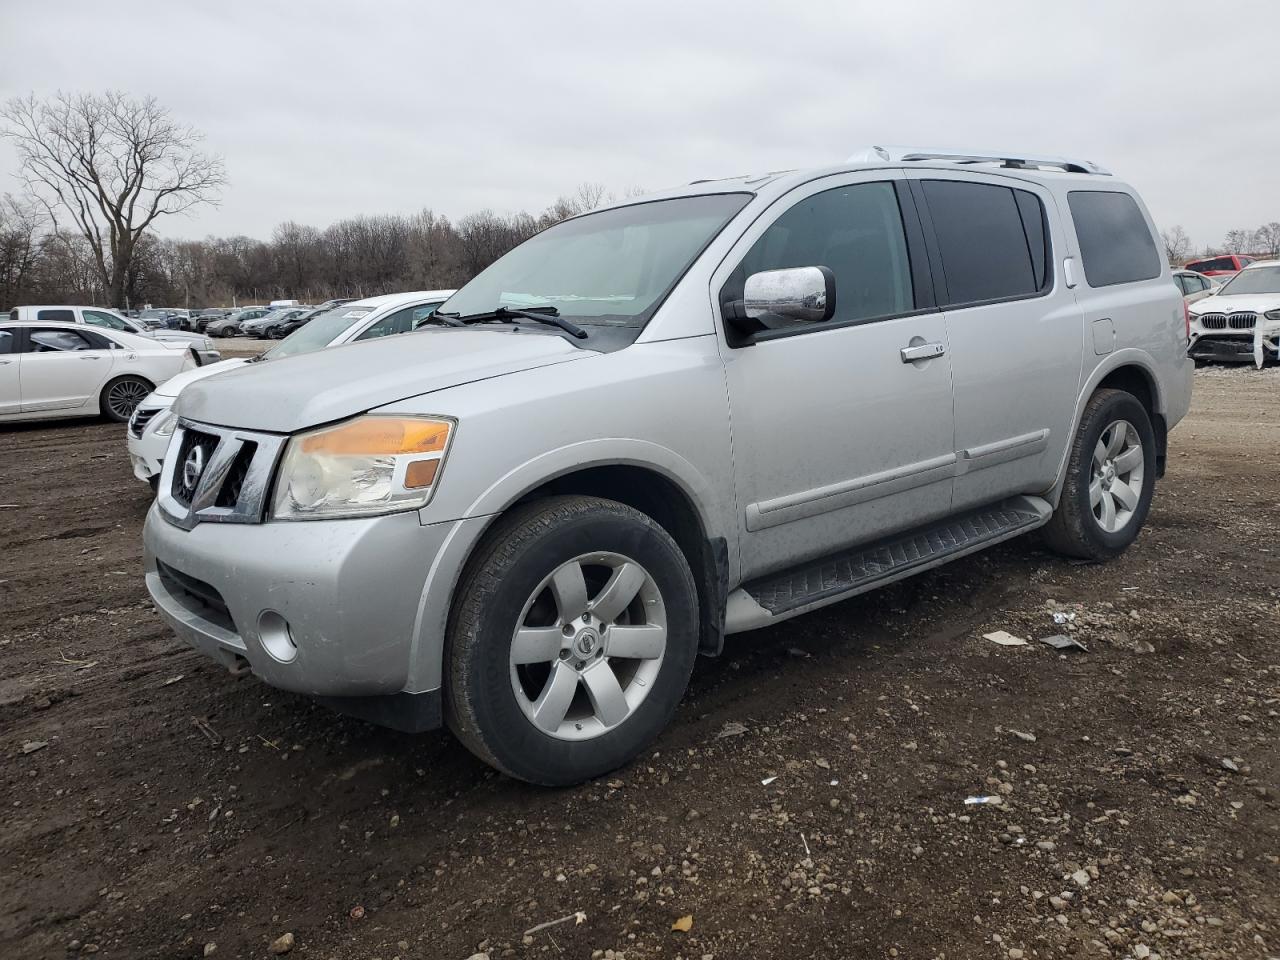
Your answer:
1110;478;1139;511
511;626;564;665
531;662;578;732
1093;439;1108;469
1105;423;1126;458
1099;490;1117;530
1089;478;1103;508
549;562;588;621
606;623;666;660
581;661;629;727
1114;445;1143;475
590;562;646;623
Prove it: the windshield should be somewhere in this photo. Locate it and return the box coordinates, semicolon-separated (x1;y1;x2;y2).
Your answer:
139;309;168;319
440;194;751;327
264;305;373;359
1217;266;1280;296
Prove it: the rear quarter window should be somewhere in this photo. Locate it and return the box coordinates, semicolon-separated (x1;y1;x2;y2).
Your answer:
1068;191;1162;287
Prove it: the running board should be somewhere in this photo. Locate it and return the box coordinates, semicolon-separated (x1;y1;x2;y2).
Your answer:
724;496;1052;634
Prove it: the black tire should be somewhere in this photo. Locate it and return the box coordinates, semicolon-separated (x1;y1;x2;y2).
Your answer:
446;495;699;786
99;375;153;423
1042;388;1156;561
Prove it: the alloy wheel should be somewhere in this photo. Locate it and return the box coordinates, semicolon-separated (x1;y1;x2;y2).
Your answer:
1090;419;1145;533
107;380;150;420
509;552;667;741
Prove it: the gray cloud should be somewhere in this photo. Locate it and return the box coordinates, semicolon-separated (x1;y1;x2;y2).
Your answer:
2;0;1276;250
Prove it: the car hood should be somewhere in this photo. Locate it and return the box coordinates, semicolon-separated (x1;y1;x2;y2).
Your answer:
1191;293;1280;315
176;329;593;433
156;357;249;398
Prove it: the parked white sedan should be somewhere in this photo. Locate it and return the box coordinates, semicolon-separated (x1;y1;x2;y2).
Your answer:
127;289;455;485
0;320;197;424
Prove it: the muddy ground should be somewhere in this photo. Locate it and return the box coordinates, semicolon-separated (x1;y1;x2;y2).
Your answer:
1;368;1277;960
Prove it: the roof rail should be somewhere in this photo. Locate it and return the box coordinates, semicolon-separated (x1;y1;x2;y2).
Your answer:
848;145;1111;176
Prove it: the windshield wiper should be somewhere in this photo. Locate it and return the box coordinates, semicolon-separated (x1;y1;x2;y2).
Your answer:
439;305;588;340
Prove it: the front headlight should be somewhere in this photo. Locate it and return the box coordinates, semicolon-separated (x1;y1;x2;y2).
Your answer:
152;409;179;438
1265;309;1280;322
270;415;454;520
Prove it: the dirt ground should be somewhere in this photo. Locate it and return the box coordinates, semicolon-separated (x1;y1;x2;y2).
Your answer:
1;368;1277;960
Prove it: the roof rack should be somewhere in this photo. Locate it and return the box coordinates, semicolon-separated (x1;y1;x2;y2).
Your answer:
848;145;1111;176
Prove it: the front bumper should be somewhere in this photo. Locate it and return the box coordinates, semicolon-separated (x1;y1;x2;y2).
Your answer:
143;503;486;727
1188;333;1270;363
127;400;174;482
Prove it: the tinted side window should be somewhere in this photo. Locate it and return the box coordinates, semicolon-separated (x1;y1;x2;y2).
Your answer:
732;181;914;331
923;180;1044;305
1067;191;1162;287
26;328;95;352
84;309;127;330
0;330;14;354
37;309;75;323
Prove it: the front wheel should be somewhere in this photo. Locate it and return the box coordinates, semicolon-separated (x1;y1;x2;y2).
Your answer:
100;375;152;423
446;496;699;786
1042;388;1156;561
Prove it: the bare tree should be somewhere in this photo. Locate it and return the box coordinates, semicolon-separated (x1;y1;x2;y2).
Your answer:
1222;228;1257;254
1;91;225;308
1160;225;1193;265
1255;222;1280;260
0;193;46;306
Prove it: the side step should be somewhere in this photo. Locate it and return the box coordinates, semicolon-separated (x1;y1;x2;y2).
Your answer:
724;496;1051;634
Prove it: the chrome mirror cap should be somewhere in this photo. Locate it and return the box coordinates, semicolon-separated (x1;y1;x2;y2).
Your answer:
744;266;836;323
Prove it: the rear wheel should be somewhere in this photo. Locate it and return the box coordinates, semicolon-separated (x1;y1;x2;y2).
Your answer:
446;496;699;785
100;375;152;423
1042;388;1156;561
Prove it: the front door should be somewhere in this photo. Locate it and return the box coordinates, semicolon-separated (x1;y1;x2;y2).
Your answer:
18;326;117;412
715;173;956;580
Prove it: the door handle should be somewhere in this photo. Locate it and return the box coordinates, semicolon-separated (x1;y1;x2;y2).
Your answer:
900;342;946;363
79;355;101;360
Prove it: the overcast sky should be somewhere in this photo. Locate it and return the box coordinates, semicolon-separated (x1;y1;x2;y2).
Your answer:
2;0;1276;250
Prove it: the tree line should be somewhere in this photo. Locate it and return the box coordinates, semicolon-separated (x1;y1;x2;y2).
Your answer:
0;181;616;310
1160;222;1280;266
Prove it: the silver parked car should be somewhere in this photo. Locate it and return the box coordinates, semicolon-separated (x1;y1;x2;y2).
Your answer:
144;146;1192;785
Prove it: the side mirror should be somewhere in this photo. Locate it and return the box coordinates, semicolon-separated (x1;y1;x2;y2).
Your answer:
743;266;836;324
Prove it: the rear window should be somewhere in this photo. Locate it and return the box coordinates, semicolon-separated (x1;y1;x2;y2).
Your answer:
1068;191;1162;287
36;308;75;323
1186;256;1235;273
922;180;1050;306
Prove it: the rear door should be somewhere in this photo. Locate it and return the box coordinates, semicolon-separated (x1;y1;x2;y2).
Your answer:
907;171;1084;510
18;327;118;412
0;328;19;415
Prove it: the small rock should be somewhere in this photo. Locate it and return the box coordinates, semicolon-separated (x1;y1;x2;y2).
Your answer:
1009;730;1037;743
815;758;831;769
1071;869;1091;887
1134;945;1151;959
21;740;48;755
203;943;217;957
1036;841;1056;852
349;905;365;920
1009;950;1025;960
269;932;294;955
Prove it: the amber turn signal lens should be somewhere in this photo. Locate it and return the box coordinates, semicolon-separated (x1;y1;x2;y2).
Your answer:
404;459;439;489
299;417;451;456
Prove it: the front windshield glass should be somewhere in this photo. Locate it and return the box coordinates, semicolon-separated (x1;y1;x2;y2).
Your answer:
1217;266;1280;296
440;194;751;327
264;305;373;359
139;309;168;319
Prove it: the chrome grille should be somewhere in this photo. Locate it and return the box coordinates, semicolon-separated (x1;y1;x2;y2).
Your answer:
1198;313;1227;330
128;406;160;439
1229;312;1257;330
157;421;287;530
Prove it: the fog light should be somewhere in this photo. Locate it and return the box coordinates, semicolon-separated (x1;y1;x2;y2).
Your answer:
257;610;297;663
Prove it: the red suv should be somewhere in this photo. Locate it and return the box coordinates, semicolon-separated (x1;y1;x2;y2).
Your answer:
1184;254;1254;277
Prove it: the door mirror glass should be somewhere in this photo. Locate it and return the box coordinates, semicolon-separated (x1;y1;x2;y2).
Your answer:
744;266;836;323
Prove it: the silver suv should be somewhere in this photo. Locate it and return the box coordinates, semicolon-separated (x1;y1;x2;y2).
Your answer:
144;147;1192;785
